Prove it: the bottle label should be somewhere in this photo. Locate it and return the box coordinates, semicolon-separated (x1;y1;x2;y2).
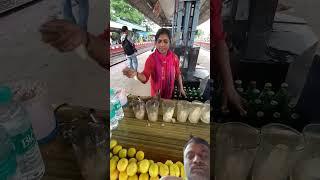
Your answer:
11;127;36;155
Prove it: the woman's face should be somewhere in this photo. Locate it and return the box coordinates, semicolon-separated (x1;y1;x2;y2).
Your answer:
155;34;170;55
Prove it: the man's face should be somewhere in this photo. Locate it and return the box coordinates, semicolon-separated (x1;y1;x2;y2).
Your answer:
184;143;210;180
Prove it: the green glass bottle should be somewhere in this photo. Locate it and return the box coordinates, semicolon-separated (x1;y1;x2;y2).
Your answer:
245;81;257;100
275;83;290;112
236;87;245;98
260;83;272;98
235;80;242;89
272;112;281;123
256;111;265;128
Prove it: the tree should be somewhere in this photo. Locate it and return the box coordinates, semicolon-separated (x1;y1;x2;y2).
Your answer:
111;0;145;25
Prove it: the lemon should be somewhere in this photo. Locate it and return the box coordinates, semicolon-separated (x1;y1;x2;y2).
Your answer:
110;169;119;180
180;165;186;179
139;159;150;174
128;147;137;158
110;159;118;171
169;164;180;177
128;174;139;180
129;158;137;164
111;155;119;162
159;164;169;177
110;152;113;158
148;163;159;177
117;158;129;172
139;173;149;180
175;161;183;168
156;162;163;166
136;151;144;161
150;177;159;180
119;149;128;158
126;162;138;176
113;145;122;155
165;160;173;166
119;171;128;180
148;160;154;165
110;139;117;149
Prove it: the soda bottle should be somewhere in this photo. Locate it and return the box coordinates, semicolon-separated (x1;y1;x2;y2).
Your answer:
272;112;281;123
259;83;272;99
274;83;289;112
245;81;257;100
234;80;242;89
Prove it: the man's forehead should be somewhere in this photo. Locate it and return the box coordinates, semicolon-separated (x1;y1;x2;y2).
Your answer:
184;143;209;154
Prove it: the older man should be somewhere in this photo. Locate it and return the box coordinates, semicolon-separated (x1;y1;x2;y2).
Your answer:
161;136;210;180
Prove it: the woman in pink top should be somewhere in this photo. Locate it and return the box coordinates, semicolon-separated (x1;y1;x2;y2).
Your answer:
123;28;186;99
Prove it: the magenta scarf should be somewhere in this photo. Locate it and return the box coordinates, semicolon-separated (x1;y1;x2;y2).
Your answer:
153;49;175;99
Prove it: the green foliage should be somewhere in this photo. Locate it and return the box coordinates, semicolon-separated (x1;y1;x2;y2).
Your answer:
111;0;145;25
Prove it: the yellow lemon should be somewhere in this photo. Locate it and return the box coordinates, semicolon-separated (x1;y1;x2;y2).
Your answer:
126;162;138;176
148;163;159;177
136;151;144;161
113;145;122;155
139;173;149;180
117;158;129;172
156;162;163;166
111;155;119;162
159;164;169;177
119;149;128;158
110;169;119;180
165;160;173;166
169;164;180;177
150;177;159;180
129;158;137;164
180;165;186;179
128;147;137;158
110;139;117;149
175;161;183;168
139;159;150;174
119;171;128;180
128;174;139;180
110;159;117;171
110;152;113;158
148;160;154;165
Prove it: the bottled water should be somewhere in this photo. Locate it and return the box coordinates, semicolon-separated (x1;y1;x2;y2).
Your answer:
0;125;20;180
110;89;119;130
0;87;45;180
110;88;124;121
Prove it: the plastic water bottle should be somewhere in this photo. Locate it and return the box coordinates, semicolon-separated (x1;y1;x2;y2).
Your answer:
0;87;45;179
110;89;119;131
110;88;124;121
0;125;20;180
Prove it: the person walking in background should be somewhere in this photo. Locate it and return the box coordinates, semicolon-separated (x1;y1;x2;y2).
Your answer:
63;0;89;30
121;26;139;71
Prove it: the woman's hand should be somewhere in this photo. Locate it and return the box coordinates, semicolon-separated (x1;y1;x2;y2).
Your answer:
179;88;187;97
122;67;136;78
223;85;247;116
39;19;86;52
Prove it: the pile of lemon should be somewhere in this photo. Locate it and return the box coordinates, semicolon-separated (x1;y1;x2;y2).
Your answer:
110;139;186;180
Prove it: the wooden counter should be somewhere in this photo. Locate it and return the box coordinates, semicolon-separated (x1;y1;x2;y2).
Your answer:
112;97;210;163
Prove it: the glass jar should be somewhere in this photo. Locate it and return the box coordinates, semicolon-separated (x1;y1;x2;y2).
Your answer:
146;98;159;122
291;124;320;180
200;100;210;124
176;100;191;123
188;101;203;123
252;123;303;180
132;98;146;120
161;99;176;122
215;122;260;180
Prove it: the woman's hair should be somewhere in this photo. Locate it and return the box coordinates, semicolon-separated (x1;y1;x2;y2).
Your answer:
155;28;171;42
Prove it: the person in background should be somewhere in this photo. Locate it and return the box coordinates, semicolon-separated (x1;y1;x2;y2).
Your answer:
122;28;186;99
63;0;89;30
121;26;139;71
213;0;246;115
160;136;210;180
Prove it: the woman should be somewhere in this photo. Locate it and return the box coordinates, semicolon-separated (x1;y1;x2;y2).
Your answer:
122;28;186;99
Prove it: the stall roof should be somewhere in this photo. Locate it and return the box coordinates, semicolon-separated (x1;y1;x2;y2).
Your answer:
126;0;210;26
